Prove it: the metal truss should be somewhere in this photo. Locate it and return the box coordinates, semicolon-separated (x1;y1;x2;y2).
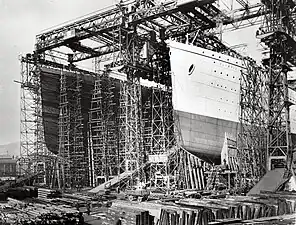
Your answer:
144;87;171;190
88;73;119;186
102;76;118;179
259;0;296;171
58;69;84;189
118;80;127;175
72;75;88;187
147;62;175;189
32;0;268;66
266;47;293;170
121;79;145;187
20;56;50;184
20;57;38;174
237;57;268;183
88;76;105;186
218;3;267;32
57;69;71;189
118;79;145;188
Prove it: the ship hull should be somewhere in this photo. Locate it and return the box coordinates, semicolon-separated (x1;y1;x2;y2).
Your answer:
169;41;245;163
169;40;296;163
175;110;239;163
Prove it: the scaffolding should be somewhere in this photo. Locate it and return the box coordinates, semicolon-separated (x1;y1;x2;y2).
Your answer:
121;79;145;186
88;73;118;187
72;75;88;187
237;57;268;185
20;55;49;184
57;69;72;189
102;76;118;179
88;77;104;186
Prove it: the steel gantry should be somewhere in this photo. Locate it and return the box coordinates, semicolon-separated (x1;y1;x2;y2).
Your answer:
20;0;284;190
258;0;296;171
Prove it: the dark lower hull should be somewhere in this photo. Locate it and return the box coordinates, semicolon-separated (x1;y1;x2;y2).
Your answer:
176;110;239;164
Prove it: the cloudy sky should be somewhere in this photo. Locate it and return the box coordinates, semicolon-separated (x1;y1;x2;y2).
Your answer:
0;0;114;144
0;0;263;145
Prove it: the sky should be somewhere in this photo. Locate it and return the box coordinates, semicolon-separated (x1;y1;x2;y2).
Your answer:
0;0;114;144
0;0;264;145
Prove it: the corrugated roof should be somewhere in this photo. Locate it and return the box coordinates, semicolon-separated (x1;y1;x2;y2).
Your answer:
0;158;17;164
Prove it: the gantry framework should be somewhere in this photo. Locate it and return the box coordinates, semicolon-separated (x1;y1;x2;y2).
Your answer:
19;0;284;189
259;0;296;171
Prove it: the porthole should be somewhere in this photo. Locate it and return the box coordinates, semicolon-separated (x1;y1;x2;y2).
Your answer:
188;64;195;75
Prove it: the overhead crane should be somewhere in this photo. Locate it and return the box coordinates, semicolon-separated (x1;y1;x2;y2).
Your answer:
32;0;266;65
19;0;295;189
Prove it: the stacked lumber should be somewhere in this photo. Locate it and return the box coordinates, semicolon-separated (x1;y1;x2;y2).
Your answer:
209;213;296;224
17;212;80;225
63;192;92;201
158;209;214;225
91;204;142;225
37;188;61;199
1;199;81;225
157;195;296;225
158;208;215;225
136;211;155;225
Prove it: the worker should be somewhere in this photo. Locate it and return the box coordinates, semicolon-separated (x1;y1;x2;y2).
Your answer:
115;218;122;225
78;212;84;225
75;202;80;212
86;201;91;215
222;159;229;171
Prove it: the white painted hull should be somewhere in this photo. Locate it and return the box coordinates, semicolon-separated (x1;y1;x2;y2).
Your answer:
168;41;296;162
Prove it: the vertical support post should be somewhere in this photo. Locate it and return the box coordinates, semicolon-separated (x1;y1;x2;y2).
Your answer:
260;0;295;171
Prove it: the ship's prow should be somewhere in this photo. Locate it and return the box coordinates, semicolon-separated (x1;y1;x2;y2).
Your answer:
168;41;245;163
